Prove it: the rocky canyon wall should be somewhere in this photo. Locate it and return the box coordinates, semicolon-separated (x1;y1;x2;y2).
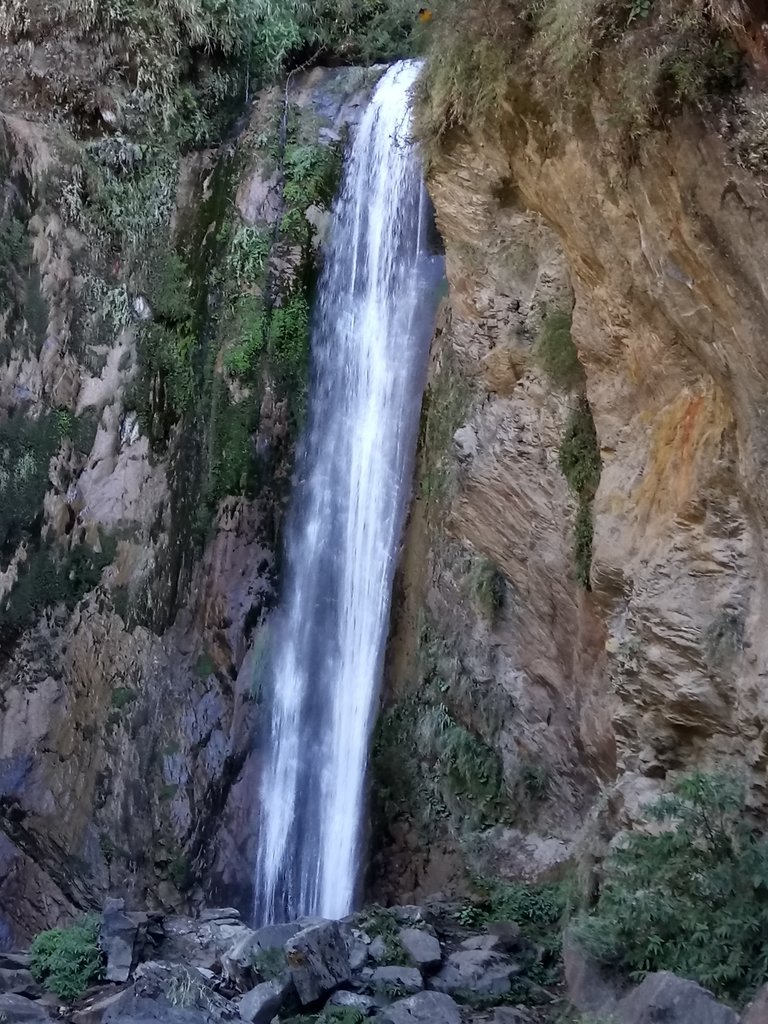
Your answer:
374;18;768;900
0;53;378;945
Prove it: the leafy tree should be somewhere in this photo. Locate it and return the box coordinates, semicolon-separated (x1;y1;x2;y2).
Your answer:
576;773;768;1001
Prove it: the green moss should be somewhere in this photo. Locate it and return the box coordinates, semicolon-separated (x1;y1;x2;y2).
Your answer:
111;687;137;710
470;558;506;620
536;310;583;390
419;347;472;506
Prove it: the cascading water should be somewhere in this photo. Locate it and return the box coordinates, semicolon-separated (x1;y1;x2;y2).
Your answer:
253;59;443;924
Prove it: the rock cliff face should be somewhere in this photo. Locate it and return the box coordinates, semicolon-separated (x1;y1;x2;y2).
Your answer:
374;53;768;895
0;63;376;945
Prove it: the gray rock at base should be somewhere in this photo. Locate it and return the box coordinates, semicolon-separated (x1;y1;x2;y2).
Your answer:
102;993;221;1023
161;916;253;973
390;907;427;926
72;989;131;1024
368;937;388;963
563;929;623;1015
221;921;299;987
0;966;40;996
372;966;424;996
430;949;521;998
615;972;738;1024
0;993;53;1022
339;920;371;973
237;977;292;1024
0;952;31;970
398;929;441;971
326;990;377;1014
377;991;462;1024
199;909;241;924
286;919;352;1005
101;898;148;983
460;934;504;953
742;983;768;1024
486;921;533;956
493;1009;534;1024
129;961;242;1023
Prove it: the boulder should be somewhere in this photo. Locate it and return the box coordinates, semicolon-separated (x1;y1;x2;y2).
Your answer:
563;929;622;1015
371;966;424;996
0;966;40;996
221;921;299;987
486;921;534;956
460;934;504;953
338;920;371;972
237;977;292;1024
429;949;521;998
129;961;242;1023
72;989;131;1024
398;929;442;971
0;993;53;1022
285;919;352;1005
102;994;220;1023
368;937;388;963
615;972;738;1024
0;952;31;970
390;907;427;926
377;991;462;1024
101;899;148;983
326;990;377;1014
161;916;253;973
198;909;242;925
743;984;768;1024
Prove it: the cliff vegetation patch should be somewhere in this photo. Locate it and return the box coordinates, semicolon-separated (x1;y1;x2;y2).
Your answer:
559;400;601;589
29;916;104;1001
415;0;746;154
574;772;768;1001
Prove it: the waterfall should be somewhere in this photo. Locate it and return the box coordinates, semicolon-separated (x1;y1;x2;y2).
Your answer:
253;60;443;924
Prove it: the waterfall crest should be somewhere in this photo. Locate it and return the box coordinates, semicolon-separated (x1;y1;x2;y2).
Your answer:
253;60;442;924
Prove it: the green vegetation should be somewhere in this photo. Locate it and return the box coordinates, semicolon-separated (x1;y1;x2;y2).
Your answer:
111;687;137;709
559;400;601;588
283;1009;365;1024
281;142;343;243
415;0;744;155
469;557;505;620
536;310;583;390
29;917;104;1001
575;773;768;1001
251;946;288;980
358;906;407;965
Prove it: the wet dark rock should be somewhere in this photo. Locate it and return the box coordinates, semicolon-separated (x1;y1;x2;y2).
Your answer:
285;919;351;1005
376;990;462;1024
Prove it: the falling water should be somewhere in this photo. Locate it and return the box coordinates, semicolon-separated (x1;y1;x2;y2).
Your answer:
253;60;443;923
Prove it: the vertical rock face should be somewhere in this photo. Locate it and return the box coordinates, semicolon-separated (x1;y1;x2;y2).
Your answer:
376;72;768;891
0;66;377;944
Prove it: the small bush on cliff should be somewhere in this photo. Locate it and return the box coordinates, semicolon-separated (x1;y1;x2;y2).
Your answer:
536;310;584;390
575;772;768;1001
29;917;104;1001
559;400;601;588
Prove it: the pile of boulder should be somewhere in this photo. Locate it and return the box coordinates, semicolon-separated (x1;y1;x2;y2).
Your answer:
0;900;763;1024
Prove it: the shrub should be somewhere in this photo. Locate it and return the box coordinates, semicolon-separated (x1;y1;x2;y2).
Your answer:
559;400;601;588
575;772;768;1001
470;557;505;619
29;917;104;1001
536;310;583;390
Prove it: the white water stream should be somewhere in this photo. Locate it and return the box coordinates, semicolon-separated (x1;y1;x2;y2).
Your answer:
253;60;442;923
